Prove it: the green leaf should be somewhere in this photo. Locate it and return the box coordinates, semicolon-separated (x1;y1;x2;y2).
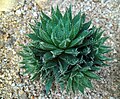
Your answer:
81;77;93;88
70;30;90;47
65;48;79;56
100;45;111;49
69;36;84;47
77;72;84;78
96;54;112;61
52;66;60;81
71;71;78;78
51;32;59;46
72;80;77;93
34;41;57;50
80;13;86;24
63;7;70;24
43;61;57;69
50;49;63;57
98;37;109;45
86;29;95;38
69;18;81;40
20;64;30;69
64;19;71;36
94;60;104;66
27;33;40;41
74;76;79;84
78;84;84;94
38;29;52;44
45;77;54;94
82;20;91;30
43;52;54;62
72;11;81;26
66;77;72;92
59;38;71;49
79;38;96;48
42;70;51;82
69;28;76;40
40;16;47;31
80;66;90;71
22;59;36;64
67;5;72;21
35;21;41;27
56;6;62;19
90;66;100;71
99;47;112;54
51;6;59;24
60;54;79;65
51;23;62;46
58;59;69;74
19;51;30;57
83;71;100;79
86;61;93;67
46;21;52;35
96;29;104;40
80;47;91;55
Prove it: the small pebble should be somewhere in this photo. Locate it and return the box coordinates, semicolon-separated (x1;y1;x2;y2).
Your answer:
0;0;119;99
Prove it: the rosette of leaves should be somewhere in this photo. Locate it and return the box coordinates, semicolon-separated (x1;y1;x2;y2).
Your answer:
19;6;112;94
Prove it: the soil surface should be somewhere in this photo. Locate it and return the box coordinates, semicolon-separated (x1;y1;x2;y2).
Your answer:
0;0;120;99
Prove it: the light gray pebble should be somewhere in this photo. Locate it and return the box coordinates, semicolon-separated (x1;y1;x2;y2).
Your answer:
110;97;115;99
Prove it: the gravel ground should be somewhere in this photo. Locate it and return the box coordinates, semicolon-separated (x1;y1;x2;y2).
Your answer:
0;0;120;99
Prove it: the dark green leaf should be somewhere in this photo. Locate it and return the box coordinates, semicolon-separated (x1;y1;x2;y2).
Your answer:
38;28;52;43
56;6;62;19
58;59;69;74
80;13;86;24
67;5;72;21
43;61;57;69
77;72;84;78
66;77;72;92
96;54;112;61
59;38;71;49
99;37;109;44
43;52;54;62
60;54;79;65
78;84;84;94
80;67;90;71
72;80;77;93
65;48;79;56
70;18;81;40
51;6;59;24
52;66;60;81
80;47;91;55
50;49;63;57
81;77;93;88
45;77;54;94
69;30;89;47
90;66;100;71
82;20;91;30
96;29;104;40
83;71;100;79
27;33;40;41
34;41;57;50
72;11;81;26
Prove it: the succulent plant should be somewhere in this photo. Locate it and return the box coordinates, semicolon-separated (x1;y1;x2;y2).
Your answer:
19;5;111;94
